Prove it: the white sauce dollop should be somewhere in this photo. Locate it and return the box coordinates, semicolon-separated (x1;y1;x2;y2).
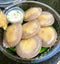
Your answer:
7;10;24;23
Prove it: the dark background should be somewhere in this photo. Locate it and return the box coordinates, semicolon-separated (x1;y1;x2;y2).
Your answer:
36;0;60;14
0;0;60;64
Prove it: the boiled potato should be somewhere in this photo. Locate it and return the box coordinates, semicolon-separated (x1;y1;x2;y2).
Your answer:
37;11;54;26
0;12;8;30
22;20;40;39
24;7;42;21
37;27;57;47
4;23;22;47
16;36;42;59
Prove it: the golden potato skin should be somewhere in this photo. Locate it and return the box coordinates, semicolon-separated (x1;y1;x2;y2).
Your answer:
0;12;8;30
4;23;22;47
16;36;42;59
24;7;42;21
22;20;40;39
37;11;54;26
37;27;57;47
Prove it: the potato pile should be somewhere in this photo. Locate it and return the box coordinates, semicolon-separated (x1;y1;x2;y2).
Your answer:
3;7;57;59
23;7;57;47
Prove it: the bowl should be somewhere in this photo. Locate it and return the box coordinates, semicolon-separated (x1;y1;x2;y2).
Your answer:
0;0;23;4
0;1;60;63
0;0;23;8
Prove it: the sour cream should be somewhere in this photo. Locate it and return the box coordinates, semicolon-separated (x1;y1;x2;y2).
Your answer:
7;10;24;23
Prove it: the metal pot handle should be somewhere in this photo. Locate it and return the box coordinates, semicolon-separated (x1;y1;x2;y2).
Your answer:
0;0;25;9
13;0;23;4
3;0;26;10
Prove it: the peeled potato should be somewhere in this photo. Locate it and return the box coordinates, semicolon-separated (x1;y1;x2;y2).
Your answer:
24;7;42;21
0;12;7;30
4;23;22;47
37;11;54;26
37;27;57;47
16;36;42;59
22;20;40;39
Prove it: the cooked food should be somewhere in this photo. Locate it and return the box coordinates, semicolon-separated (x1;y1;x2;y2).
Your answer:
37;27;57;47
24;7;42;21
4;23;22;47
2;6;58;59
37;11;54;26
22;20;40;39
0;12;7;30
3;39;10;48
57;61;60;64
16;36;42;59
6;10;24;23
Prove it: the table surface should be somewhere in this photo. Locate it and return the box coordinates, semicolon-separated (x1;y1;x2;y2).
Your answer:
0;0;60;64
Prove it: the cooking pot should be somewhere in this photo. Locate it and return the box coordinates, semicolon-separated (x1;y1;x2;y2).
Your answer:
0;1;60;63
